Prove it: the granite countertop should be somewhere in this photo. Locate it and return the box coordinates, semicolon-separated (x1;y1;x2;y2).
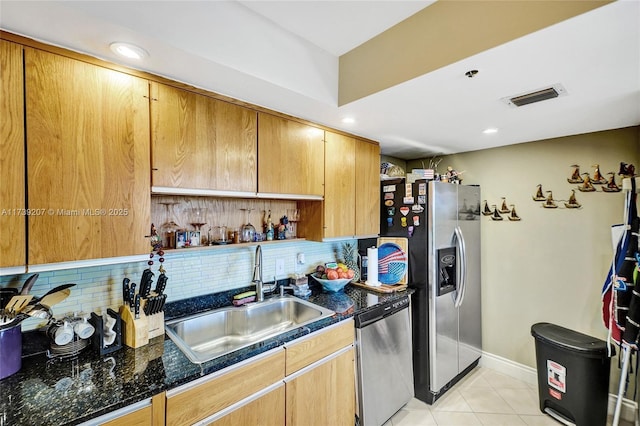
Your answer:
0;282;413;426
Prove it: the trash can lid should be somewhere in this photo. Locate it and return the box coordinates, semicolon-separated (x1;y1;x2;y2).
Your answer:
531;322;613;357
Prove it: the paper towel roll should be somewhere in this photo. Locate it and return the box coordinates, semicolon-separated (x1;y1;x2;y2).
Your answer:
366;247;380;287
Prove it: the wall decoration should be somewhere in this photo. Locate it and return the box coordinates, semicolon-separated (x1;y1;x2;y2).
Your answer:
543;191;559;208
483;199;522;221
564;190;582;209
533;184;546;201
566;162;632;193
508;205;521;221
498;197;511;213
603;173;621;192
591;164;607;184
490;205;503;221
567;164;583;183
577;173;596;192
482;200;492;216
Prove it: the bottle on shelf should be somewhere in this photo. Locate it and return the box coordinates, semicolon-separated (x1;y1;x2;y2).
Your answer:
266;210;274;241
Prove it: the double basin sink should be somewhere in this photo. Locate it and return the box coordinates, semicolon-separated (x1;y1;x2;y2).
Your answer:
165;295;335;363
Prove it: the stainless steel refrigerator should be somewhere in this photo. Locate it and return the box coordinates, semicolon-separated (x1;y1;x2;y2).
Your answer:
380;179;482;404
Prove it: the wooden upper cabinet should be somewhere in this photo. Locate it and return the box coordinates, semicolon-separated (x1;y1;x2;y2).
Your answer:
0;40;25;268
257;113;324;197
323;132;355;239
25;48;151;264
355;139;380;236
150;83;257;194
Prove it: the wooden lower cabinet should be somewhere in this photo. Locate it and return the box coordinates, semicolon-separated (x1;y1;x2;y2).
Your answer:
163;321;355;426
93;393;165;426
203;383;285;426
285;347;356;426
165;349;285;425
100;405;151;426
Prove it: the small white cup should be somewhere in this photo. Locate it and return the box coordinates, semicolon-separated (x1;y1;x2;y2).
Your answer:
74;318;95;339
54;322;74;346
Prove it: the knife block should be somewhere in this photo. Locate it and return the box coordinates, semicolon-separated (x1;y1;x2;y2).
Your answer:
146;305;165;340
120;305;149;348
120;301;165;348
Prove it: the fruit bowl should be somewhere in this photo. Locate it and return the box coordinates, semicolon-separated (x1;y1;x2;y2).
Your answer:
310;275;351;293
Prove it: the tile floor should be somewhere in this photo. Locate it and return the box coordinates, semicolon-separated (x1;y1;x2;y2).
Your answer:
385;367;635;426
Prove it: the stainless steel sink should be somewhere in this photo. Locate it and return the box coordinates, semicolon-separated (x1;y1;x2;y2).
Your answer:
165;295;335;363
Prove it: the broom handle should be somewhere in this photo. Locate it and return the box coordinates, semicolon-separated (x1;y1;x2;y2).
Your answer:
612;344;632;426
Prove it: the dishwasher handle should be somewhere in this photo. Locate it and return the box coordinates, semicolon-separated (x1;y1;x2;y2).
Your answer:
354;296;410;328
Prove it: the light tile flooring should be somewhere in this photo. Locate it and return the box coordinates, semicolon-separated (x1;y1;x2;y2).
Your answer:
385;367;635;426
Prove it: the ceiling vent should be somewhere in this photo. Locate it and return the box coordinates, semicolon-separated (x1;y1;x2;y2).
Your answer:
501;84;567;108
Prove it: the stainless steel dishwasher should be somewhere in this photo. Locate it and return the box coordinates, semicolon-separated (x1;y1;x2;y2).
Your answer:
355;295;414;426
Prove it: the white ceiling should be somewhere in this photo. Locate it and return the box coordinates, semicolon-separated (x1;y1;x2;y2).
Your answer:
1;0;638;160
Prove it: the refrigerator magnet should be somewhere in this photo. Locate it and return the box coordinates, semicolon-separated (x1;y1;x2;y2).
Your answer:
387;217;393;227
384;192;394;200
401;217;407;227
387;207;395;216
412;203;424;213
403;196;414;204
384;200;394;207
413;215;420;226
405;183;413;197
418;183;427;195
418;195;426;204
383;185;396;192
408;226;414;237
400;206;410;216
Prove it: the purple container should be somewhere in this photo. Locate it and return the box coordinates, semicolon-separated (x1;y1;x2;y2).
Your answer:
0;323;22;380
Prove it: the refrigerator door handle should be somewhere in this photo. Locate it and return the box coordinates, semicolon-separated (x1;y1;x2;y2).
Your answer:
453;225;467;308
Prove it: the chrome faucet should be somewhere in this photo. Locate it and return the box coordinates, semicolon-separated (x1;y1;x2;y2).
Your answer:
252;245;277;301
252;245;264;302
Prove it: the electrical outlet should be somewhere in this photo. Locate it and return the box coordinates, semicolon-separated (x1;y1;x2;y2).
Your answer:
297;253;305;265
275;259;285;276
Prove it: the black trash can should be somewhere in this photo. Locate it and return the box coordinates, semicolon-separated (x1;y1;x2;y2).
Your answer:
531;322;614;426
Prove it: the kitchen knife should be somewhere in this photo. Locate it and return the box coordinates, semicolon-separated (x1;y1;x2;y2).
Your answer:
134;294;141;319
155;273;168;295
158;294;167;314
129;283;136;311
143;295;152;316
140;269;154;298
123;278;130;305
151;295;160;315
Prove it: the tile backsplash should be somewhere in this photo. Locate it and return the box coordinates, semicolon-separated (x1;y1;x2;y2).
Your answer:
1;239;354;330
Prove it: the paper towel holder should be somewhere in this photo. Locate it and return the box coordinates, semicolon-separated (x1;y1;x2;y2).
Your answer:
365;246;381;287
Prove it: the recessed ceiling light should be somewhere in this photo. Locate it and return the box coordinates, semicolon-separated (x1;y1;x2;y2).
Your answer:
341;117;355;124
482;128;499;134
109;42;148;60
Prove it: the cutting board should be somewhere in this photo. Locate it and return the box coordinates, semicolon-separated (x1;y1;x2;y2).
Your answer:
351;281;408;294
377;237;409;285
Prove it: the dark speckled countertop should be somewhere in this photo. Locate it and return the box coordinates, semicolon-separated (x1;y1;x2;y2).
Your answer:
0;282;413;426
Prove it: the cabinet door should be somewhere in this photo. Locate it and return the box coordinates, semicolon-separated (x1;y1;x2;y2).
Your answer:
285;347;356;426
25;49;151;264
0;40;25;268
100;405;151;426
323;132;355;238
166;349;285;425
257;113;324;197
204;384;285;426
355;139;380;236
150;83;257;193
